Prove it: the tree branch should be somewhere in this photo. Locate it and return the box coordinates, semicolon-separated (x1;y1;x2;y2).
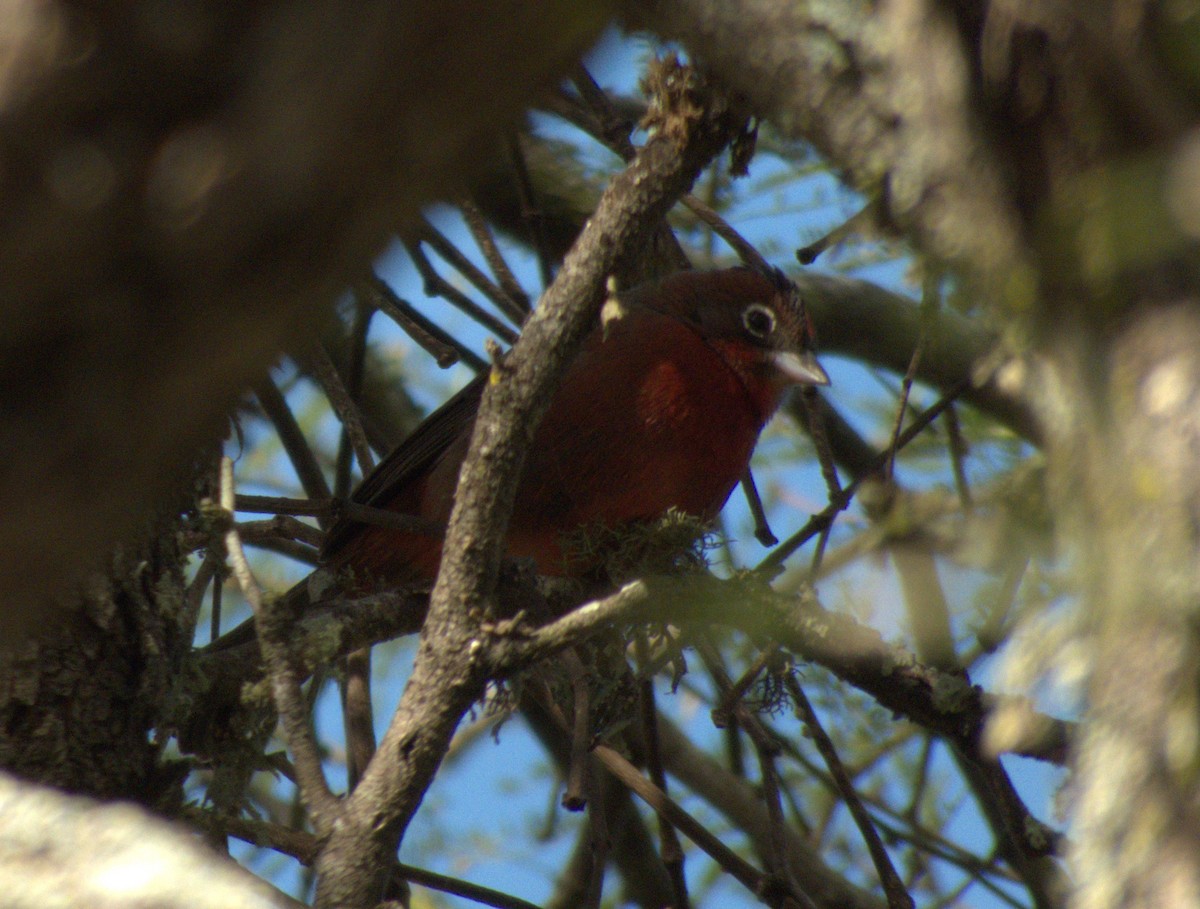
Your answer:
312;62;749;908
0;0;613;638
629;0;1031;288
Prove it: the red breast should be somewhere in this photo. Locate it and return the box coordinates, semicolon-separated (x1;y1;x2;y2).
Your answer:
324;267;829;585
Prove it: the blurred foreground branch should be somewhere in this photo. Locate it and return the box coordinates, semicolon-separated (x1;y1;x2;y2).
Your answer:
0;0;611;637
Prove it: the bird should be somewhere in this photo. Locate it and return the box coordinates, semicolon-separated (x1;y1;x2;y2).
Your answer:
319;266;829;591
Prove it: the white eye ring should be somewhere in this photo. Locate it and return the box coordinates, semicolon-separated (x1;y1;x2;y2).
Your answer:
742;303;776;339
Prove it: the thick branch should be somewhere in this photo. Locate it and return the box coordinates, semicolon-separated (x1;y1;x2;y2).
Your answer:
793;272;1039;443
629;0;1030;289
0;0;611;637
313;65;748;908
0;773;298;909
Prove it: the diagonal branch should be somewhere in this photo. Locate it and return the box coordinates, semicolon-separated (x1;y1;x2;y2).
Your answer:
312;62;750;909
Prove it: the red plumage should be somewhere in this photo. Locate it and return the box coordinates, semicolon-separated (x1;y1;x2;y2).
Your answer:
323;267;828;586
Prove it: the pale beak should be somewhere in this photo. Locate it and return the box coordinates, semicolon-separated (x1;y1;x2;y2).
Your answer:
773;349;830;386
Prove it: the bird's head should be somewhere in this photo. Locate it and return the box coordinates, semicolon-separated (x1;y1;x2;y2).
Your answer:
636;267;830;418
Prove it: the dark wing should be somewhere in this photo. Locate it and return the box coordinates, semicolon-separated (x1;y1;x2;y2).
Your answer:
321;374;485;558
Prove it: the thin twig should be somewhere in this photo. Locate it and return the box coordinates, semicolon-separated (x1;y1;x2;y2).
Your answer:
636;657;689;909
342;648;376;790
583;777;609;909
254;376;332;510
680;192;771;272
210;563;224;642
943;403;973;510
243;536;320;566
235;494;331;516
340;501;444;538
741;469;778;546
506;133;555;287
554;81;695;281
335;299;374;499
327;304;380;793
357;274;485;371
887;270;941;478
711;642;777;728
218;456;341;831
462;199;532;318
234;494;443;538
593;743;793;906
758;381;968;573
308;343;376;476
183;555;219;642
786;388;842;581
395;865;543;909
558;656;592;811
406;240;519;343
808;522;834;578
564;75;773;278
419;216;527;326
237;515;324;549
802;387;843;498
756;746;808;909
795;201;879;264
886;357;922;482
787;675;915;909
571;66;636;159
193;808;546;909
695;639;814;908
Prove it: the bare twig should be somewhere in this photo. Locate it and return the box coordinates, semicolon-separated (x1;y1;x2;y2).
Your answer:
943;403;973;510
506;134;556;288
571;66;636;158
357;274;486;371
395;865;543;909
218;457;341;831
460;199;532;319
210;563;225;642
184;555;220;642
711;642;777;728
802;387;844;499
233;494;443;538
562;74;773;276
235;494;331;516
637;668;689;909
254;376;333;510
406;240;520;343
680;191;771;271
594;743;795;905
196;809;546;909
419;215;527;325
243;537;320;566
787;676;914;909
741;468;779;546
308;343;376;477
695;639;814;907
536;673;775;903
341;647;376;791
582;782;609;909
332;300;374;498
795;202;880;264
236;516;324;549
885;274;938;479
559;656;593;812
321;309;381;793
758;381;968;574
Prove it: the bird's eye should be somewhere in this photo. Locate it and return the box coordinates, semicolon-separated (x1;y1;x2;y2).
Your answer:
741;303;776;339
